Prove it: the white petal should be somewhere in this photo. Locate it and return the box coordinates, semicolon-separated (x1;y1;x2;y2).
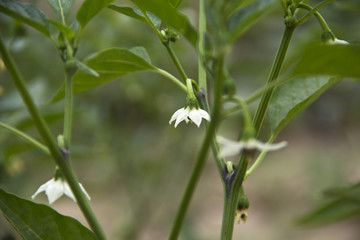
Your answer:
217;136;245;157
174;107;190;127
188;109;203;127
32;180;52;199
249;140;287;151
169;107;185;124
63;182;77;202
333;39;349;45
197;109;211;121
79;183;91;200
45;179;65;204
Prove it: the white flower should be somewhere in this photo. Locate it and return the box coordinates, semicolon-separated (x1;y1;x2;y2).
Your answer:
327;38;349;45
169;107;210;128
217;136;287;158
32;178;91;204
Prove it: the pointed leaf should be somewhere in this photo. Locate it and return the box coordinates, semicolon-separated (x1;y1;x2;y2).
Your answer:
46;0;74;19
130;0;197;47
290;44;360;78
76;0;114;29
0;188;96;240
130;46;152;63
108;5;161;29
0;0;50;37
108;5;147;23
228;0;278;41
74;59;99;77
51;48;157;102
268;76;341;136
296;198;360;226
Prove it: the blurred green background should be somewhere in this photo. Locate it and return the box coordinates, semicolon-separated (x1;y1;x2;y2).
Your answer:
1;0;360;239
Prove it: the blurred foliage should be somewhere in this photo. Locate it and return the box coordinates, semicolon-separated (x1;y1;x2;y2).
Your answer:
0;0;360;239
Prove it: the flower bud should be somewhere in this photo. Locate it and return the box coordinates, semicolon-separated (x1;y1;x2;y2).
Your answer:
236;186;249;224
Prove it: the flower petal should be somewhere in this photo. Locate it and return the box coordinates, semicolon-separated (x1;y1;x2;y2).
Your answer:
63;181;77;202
79;183;91;200
174;107;190;127
248;139;288;151
218;136;245;157
169;107;185;124
197;109;211;121
188;109;203;127
32;179;52;200
45;179;65;204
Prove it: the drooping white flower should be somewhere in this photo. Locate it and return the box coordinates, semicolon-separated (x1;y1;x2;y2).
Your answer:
32;178;91;204
169;106;210;128
326;38;349;45
217;136;287;158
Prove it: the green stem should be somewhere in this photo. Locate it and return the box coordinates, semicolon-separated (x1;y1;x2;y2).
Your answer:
163;43;188;81
0;38;107;240
63;71;73;149
154;68;187;92
139;8;188;82
198;0;207;92
0;122;50;155
168;53;225;240
296;0;336;26
252;25;295;136
244;135;276;180
220;155;250;240
297;3;331;32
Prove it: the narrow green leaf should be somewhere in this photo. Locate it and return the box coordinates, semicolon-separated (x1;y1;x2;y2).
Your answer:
76;0;114;29
130;0;197;47
0;188;96;240
74;59;99;77
228;0;278;41
296;198;360;226
323;182;360;201
268;76;341;136
108;5;147;23
108;5;161;29
46;0;74;19
290;44;360;78
0;0;50;37
130;46;152;63
51;48;157;102
47;19;75;41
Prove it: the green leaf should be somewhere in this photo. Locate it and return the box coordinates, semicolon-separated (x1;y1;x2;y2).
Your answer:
0;0;50;37
108;5;147;23
297;182;360;226
76;0;114;29
48;19;75;41
290;44;360;78
296;198;360;226
46;0;74;19
108;5;161;29
228;0;278;41
74;59;99;77
0;188;96;240
323;182;360;201
130;0;197;47
51;48;157;102
268;76;341;136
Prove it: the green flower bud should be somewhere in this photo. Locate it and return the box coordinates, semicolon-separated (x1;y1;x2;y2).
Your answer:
57;135;65;149
223;71;236;96
236;186;249;224
284;15;296;27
